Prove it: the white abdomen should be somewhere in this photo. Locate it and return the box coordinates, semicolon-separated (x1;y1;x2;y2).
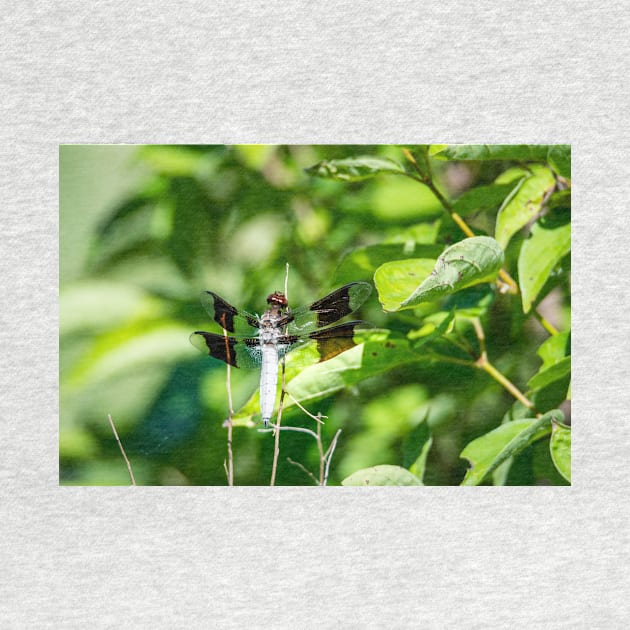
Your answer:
259;344;279;427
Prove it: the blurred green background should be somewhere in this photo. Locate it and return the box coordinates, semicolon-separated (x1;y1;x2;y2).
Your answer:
59;144;568;485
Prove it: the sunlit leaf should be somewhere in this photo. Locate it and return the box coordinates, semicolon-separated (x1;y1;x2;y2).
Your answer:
495;165;556;248
304;156;406;182
527;356;571;390
550;421;571;482
336;243;442;286
537;331;571;370
460;410;562;486
518;212;571;312
341;465;423;486
376;237;503;310
374;258;437;311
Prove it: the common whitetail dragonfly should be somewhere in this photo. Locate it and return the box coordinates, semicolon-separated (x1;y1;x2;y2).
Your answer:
190;281;372;427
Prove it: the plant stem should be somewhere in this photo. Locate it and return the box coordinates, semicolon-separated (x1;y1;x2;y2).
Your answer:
532;309;560;335
107;414;136;486
401;147;518;294
223;329;235;486
470;317;535;411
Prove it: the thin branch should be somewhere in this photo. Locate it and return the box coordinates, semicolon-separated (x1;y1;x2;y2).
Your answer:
532;308;560;336
286;457;318;485
323;429;342;486
270;263;291;486
317;417;325;484
471;317;487;362
265;423;319;440
286;392;326;423
470;318;536;411
107;414;136;486
223;327;234;486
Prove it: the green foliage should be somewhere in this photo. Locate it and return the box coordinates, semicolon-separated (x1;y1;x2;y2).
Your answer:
60;143;571;486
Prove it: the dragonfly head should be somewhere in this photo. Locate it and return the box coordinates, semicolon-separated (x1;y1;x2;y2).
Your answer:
266;291;288;307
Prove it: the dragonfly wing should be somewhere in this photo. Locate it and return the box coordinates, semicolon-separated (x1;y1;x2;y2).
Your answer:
276;320;371;367
283;282;372;333
190;331;262;368
199;291;260;335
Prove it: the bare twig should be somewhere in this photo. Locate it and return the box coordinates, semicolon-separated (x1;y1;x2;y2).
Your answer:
107;414;136;486
470;318;536;412
223;327;234;486
265;423;318;440
323;429;342;486
287;392;326;423
270;263;291;486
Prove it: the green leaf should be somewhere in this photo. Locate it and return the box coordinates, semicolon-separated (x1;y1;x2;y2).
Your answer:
452;183;516;216
405;420;433;482
518;213;571;312
460;410;562;486
537;331;571;370
527;356;571;390
376;237;503;310
336;243;442;287
495;165;556;249
286;331;423;407
431;144;569;165
341;465;423;486
550;421;571;482
374;258;437;311
304;156;406;182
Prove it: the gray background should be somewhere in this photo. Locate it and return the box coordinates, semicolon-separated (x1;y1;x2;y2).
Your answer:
2;1;627;627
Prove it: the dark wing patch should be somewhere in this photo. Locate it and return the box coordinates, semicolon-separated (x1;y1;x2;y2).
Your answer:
199;291;260;334
190;331;262;368
283;282;372;332
308;321;368;362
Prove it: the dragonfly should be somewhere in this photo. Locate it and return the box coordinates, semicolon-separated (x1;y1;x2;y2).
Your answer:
190;281;372;427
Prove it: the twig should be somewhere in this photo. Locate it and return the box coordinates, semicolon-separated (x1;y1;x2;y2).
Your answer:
317;416;325;484
532;309;560;336
470;318;536;411
323;429;342;486
223;327;234;486
287;392;326;423
107;414;136;486
265;424;319;440
286;457;319;485
270;263;291;486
